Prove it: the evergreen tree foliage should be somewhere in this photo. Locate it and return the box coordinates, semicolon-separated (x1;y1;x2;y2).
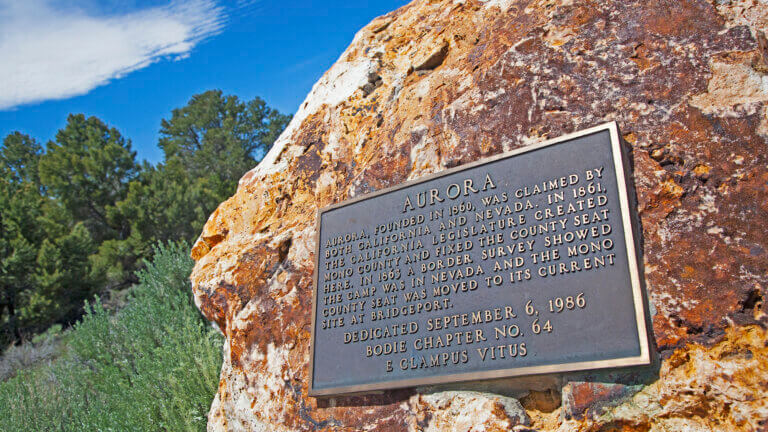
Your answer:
159;89;288;185
27;223;96;327
0;133;98;343
0;132;42;185
114;90;290;258
1;134;46;343
0;91;289;344
39;114;139;244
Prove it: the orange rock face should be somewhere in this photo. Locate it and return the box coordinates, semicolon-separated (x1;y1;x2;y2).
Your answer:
191;0;768;430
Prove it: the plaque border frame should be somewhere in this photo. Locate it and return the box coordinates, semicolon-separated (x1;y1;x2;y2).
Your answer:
308;121;651;397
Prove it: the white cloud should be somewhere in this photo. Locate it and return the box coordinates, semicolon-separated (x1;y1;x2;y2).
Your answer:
0;0;226;110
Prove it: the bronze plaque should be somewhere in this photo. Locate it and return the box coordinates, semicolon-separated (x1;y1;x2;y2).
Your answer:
309;122;651;396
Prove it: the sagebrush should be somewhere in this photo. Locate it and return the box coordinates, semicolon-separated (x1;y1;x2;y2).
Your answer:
0;242;222;431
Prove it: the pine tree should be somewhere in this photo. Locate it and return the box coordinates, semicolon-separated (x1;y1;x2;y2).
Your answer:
118;90;290;250
39;114;139;244
0;134;46;342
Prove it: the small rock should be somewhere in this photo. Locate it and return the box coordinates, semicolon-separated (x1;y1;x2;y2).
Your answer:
561;381;641;420
411;391;530;431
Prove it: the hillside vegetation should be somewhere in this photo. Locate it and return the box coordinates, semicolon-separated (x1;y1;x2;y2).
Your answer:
0;243;222;431
0;90;289;431
1;90;289;346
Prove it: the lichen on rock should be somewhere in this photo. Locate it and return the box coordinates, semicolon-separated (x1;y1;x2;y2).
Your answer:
191;0;768;430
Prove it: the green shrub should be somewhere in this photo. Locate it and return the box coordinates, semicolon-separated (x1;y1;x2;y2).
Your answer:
0;242;223;431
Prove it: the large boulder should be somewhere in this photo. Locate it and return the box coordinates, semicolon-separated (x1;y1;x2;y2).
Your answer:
190;0;768;430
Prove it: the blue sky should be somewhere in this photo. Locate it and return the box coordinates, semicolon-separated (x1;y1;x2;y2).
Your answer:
0;0;408;163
